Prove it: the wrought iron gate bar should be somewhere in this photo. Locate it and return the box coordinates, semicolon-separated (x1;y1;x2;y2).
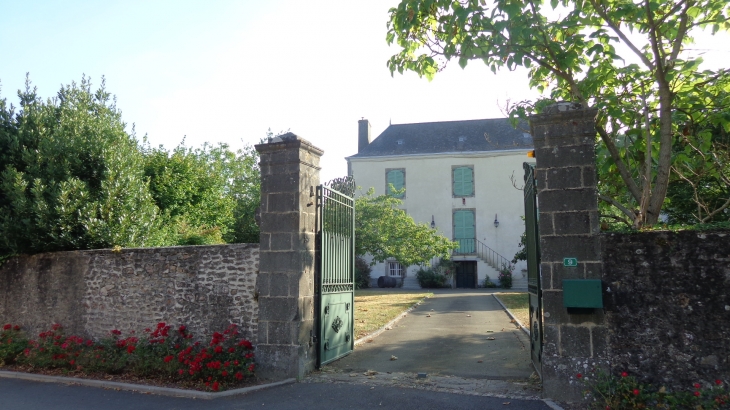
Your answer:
523;162;543;379
316;180;355;367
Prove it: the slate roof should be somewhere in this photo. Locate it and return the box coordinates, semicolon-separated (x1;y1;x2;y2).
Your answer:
349;118;533;158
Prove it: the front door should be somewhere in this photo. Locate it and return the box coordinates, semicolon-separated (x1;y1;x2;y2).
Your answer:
454;261;477;288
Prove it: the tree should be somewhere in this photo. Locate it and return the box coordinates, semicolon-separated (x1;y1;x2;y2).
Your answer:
355;188;457;266
387;0;730;227
141;140;262;246
0;76;159;254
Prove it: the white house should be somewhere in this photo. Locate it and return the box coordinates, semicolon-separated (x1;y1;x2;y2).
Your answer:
346;118;533;289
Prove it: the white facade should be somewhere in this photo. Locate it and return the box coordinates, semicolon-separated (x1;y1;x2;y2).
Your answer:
348;128;531;288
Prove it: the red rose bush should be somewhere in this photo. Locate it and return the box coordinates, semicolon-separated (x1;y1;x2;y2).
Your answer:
0;322;255;391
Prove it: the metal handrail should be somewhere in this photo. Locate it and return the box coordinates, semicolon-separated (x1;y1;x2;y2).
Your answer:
474;238;513;272
429;238;512;272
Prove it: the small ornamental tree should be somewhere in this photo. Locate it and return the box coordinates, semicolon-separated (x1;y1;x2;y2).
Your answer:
355;187;457;266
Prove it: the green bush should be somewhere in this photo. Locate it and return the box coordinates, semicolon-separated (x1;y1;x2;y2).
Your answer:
0;324;26;365
498;264;513;289
483;276;498;288
355;257;371;289
0;77;159;254
415;267;448;288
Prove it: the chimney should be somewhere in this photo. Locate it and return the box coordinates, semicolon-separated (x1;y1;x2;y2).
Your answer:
358;118;371;153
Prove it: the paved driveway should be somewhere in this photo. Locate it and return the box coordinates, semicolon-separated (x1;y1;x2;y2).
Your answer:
326;290;534;380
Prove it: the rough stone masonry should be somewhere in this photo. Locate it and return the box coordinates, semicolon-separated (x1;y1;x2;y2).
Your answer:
0;244;259;343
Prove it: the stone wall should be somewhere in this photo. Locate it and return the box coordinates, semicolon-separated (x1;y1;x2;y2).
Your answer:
603;230;730;390
0;244;259;342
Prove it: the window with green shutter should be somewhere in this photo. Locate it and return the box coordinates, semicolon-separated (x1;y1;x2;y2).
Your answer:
386;169;405;198
453;166;474;197
453;209;476;254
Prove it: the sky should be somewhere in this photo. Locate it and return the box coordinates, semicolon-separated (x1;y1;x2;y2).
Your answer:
1;0;728;183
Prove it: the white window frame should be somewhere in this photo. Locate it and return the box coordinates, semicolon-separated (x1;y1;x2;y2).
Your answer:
388;261;405;277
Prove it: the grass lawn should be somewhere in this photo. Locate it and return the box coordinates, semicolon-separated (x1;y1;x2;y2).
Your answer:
493;292;529;329
353;289;433;340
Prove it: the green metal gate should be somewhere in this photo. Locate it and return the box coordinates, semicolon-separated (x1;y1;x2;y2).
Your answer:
316;177;356;367
523;162;543;378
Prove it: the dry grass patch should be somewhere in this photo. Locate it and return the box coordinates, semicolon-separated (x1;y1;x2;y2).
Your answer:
354;289;433;340
494;292;529;329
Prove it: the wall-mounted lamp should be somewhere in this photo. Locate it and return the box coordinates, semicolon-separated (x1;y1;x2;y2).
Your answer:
431;215;436;229
494;214;500;228
462;198;466;205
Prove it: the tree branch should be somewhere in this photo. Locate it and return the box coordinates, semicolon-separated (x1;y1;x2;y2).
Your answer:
588;0;654;70
599;194;637;222
595;124;642;202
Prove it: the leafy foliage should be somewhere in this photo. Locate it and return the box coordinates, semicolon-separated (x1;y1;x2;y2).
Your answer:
0;76;159;254
578;369;729;409
498;264;513;289
355;188;457;266
355;256;372;289
386;0;730;228
415;266;449;288
0;76;262;255
141;142;260;246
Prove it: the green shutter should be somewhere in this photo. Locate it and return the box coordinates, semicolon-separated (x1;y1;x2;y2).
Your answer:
386;170;405;198
453;210;475;253
453;167;473;196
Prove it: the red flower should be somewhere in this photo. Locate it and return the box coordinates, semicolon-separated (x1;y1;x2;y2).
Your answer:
3;324;11;330
248;364;255;372
178;325;186;333
111;329;121;336
13;325;19;331
621;372;628;378
179;369;184;375
238;340;253;349
52;324;61;330
157;322;166;329
69;360;75;365
694;383;701;389
164;355;174;363
576;373;582;379
694;391;701;397
228;347;235;353
235;372;243;380
222;371;228;377
127;345;136;354
212;381;219;391
716;379;723;386
633;389;640;396
214;345;223;354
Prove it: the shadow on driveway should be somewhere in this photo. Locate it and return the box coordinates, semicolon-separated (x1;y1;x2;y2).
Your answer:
326;290;533;380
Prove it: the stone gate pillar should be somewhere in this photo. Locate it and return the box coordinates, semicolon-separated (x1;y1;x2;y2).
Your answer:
530;104;607;401
255;133;322;380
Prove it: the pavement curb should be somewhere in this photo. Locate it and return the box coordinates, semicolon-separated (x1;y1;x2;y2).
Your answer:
353;295;430;347
0;370;295;399
543;399;566;410
492;293;530;336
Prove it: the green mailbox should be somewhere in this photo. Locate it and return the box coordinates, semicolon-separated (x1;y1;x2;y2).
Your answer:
563;279;603;309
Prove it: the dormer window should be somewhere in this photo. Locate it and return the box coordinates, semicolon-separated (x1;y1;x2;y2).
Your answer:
458;136;466;142
397;139;404;145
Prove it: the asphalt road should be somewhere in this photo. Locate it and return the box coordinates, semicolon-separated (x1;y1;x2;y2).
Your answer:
327;290;533;379
0;377;553;410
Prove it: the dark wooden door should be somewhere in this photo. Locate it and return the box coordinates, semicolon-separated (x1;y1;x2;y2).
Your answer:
454;261;477;288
